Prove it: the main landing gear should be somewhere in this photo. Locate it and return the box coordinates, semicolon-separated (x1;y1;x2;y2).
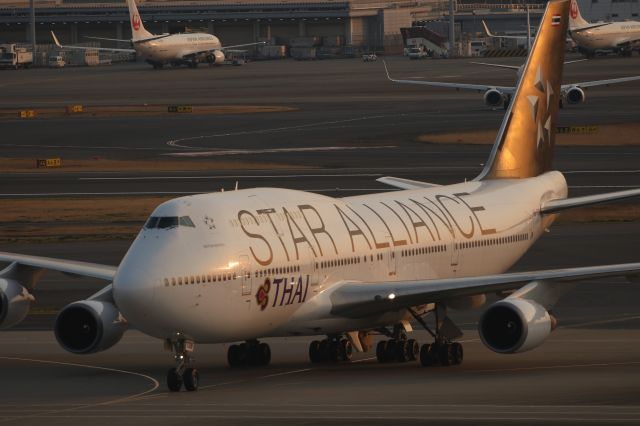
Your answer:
228;339;271;367
409;303;465;367
375;324;419;363
309;336;353;363
166;337;199;392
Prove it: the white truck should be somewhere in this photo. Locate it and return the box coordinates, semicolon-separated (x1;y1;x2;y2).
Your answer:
0;44;33;69
408;46;429;59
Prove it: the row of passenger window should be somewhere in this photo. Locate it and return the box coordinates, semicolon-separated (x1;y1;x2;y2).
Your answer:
145;216;196;230
254;265;301;278
164;272;236;287
401;244;447;258
455;233;529;250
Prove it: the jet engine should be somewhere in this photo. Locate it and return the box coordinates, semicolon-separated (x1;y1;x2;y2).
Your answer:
0;279;34;329
478;298;556;354
564;86;586;104
207;50;225;65
483;89;506;108
54;300;127;354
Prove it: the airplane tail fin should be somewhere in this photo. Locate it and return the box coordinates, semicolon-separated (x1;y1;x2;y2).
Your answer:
126;0;153;41
569;0;589;29
476;0;569;180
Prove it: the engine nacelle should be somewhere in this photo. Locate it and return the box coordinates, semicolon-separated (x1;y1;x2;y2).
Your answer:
479;298;555;354
54;300;127;354
564;86;586;104
207;50;225;65
0;279;34;329
484;89;505;108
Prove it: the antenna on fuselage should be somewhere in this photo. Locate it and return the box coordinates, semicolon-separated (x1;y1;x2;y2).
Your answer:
235;181;239;191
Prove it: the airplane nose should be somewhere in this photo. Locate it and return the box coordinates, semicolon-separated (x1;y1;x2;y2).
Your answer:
112;254;158;328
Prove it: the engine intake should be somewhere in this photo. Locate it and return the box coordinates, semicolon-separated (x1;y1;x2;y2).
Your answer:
479;298;555;354
484;89;505;108
564;86;586;104
55;300;127;354
207;50;225;65
0;279;34;329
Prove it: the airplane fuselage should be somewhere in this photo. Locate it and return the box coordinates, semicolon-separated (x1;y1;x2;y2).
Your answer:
112;171;567;344
135;33;222;63
570;21;640;50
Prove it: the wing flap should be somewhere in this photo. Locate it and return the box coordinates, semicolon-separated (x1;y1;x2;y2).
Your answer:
563;75;640;90
330;263;640;318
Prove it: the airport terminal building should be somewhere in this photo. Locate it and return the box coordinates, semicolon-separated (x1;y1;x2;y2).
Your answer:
0;0;638;54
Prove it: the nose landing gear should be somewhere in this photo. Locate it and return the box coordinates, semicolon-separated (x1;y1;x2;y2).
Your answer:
166;337;199;392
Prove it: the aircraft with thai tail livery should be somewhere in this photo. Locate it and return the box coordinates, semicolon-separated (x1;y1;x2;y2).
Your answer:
3;0;640;392
50;0;263;69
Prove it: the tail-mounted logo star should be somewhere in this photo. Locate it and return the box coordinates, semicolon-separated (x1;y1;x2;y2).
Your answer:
203;215;216;230
256;279;271;311
527;65;554;151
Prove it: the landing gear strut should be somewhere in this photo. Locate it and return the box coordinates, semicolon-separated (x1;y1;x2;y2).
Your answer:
309;335;353;363
166;337;199;392
227;340;271;367
409;303;464;367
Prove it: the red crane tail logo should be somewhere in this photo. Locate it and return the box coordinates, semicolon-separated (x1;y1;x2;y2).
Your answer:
132;13;141;31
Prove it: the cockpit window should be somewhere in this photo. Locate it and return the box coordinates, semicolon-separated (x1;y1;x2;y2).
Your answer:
145;216;196;229
144;216;159;229
157;216;179;229
179;216;195;227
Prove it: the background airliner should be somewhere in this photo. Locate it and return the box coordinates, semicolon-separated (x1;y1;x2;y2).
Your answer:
51;0;263;69
384;58;640;109
569;0;640;57
3;0;640;393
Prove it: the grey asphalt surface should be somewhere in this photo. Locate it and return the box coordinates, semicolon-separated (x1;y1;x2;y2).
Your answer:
2;55;640;425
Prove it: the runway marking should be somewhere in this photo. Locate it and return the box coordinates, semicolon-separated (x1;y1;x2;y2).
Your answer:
165;114;412;147
564;314;640;328
470;360;640;374
164;146;396;157
0;356;159;423
0;143;162;151
79;173;383;180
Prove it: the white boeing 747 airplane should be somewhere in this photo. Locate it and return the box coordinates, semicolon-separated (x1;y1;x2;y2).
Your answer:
3;0;640;393
51;0;263;69
569;0;640;57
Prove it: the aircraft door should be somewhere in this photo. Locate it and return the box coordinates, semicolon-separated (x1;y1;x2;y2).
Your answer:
239;254;252;296
386;236;397;277
450;238;460;273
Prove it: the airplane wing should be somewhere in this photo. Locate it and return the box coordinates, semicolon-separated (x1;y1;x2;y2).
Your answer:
383;61;515;94
84;36;132;44
470;61;521;71
570;23;612;32
51;31;135;53
376;176;441;190
220;41;267;51
329;262;640;318
562;75;640;90
482;20;529;40
0;252;117;286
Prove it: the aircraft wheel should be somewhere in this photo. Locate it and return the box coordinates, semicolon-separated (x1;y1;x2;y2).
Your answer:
407;339;420;361
309;340;322;363
167;368;183;392
438;343;454;366
396;340;409;363
227;344;244;367
376;340;388;363
451;342;464;365
183;368;199;391
257;342;271;366
339;339;353;362
419;344;436;367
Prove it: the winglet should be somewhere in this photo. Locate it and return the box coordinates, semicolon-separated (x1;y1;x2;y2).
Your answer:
51;31;62;48
482;20;495;37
